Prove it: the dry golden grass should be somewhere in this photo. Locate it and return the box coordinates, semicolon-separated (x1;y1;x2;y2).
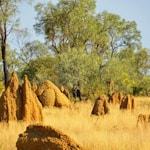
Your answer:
1;97;150;150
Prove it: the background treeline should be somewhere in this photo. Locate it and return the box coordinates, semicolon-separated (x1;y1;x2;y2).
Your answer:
1;0;150;97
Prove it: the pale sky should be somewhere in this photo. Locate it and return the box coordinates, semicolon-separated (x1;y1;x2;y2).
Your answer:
96;0;150;49
17;0;150;49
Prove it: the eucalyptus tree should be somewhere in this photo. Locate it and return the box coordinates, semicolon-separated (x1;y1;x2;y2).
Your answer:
93;11;142;93
94;11;141;68
56;47;102;93
131;47;150;94
34;0;97;54
100;47;150;95
0;44;20;92
17;39;52;82
19;40;49;65
100;53;136;94
34;0;143;94
134;48;150;75
0;0;31;87
34;1;141;57
20;54;58;84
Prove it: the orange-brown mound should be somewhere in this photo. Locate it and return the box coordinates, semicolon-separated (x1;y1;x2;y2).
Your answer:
108;92;124;104
22;75;43;123
120;94;135;110
137;114;150;128
0;72;22;121
36;80;71;108
60;85;71;99
91;94;109;116
38;88;55;107
16;125;86;150
0;72;43;123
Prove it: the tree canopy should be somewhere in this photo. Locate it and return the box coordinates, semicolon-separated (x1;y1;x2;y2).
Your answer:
0;0;31;87
0;0;150;97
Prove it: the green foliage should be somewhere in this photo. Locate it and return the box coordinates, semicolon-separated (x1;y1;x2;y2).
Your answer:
32;0;149;96
0;0;33;87
100;46;150;94
0;44;21;82
7;49;21;74
20;54;58;84
56;47;102;92
16;40;52;81
0;0;149;96
139;75;150;95
134;48;150;75
19;40;49;64
34;0;97;53
0;81;4;94
94;11;141;68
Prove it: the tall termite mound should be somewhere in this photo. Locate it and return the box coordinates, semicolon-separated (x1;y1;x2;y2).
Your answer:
0;72;43;123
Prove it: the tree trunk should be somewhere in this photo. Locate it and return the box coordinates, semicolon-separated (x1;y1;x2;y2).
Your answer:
1;45;8;88
0;23;8;88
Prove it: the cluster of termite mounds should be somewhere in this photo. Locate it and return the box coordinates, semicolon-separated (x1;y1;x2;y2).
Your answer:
91;92;135;116
0;72;72;123
91;80;135;116
0;74;135;122
91;80;150;128
0;73;148;149
0;72;86;150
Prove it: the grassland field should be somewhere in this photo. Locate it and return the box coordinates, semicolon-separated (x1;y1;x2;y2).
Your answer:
1;97;150;150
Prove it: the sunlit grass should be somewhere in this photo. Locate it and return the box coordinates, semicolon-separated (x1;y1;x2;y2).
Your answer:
1;97;150;150
0;121;27;150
